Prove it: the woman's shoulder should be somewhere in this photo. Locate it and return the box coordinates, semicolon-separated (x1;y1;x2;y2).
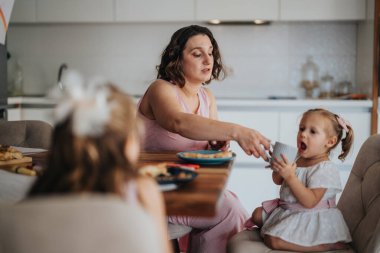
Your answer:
146;79;177;98
150;79;174;89
201;86;216;103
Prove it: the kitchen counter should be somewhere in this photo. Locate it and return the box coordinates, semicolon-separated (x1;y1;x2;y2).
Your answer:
8;96;373;111
216;98;372;112
8;97;56;107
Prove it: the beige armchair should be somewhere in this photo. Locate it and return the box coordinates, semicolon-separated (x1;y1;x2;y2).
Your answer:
0;195;165;253
227;134;380;253
0;120;52;149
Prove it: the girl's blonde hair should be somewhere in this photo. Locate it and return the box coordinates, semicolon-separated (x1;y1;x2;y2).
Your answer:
29;84;144;197
302;108;354;161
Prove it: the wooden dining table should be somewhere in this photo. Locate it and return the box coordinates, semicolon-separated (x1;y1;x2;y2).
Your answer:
2;151;234;218
138;152;234;217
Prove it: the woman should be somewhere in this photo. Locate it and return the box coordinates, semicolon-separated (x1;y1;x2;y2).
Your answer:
28;75;172;253
138;25;270;253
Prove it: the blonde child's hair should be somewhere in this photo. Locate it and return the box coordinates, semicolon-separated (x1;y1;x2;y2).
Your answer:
302;108;354;161
29;83;144;197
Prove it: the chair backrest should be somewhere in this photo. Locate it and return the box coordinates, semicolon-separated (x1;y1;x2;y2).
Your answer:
338;134;380;253
0;120;52;149
0;194;163;253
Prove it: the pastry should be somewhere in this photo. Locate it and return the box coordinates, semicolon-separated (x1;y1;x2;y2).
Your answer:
0;145;24;161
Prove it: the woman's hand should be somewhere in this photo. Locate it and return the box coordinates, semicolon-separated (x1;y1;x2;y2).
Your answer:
235;127;270;161
271;154;297;180
208;140;230;151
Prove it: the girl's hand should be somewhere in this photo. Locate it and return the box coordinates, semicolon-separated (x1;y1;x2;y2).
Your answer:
271;154;297;180
208;140;230;151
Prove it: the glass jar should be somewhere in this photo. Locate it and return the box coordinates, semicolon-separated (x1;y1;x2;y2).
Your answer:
335;81;353;97
319;73;334;99
301;56;319;98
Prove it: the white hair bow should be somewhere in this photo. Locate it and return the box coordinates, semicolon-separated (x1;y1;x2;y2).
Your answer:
50;70;111;137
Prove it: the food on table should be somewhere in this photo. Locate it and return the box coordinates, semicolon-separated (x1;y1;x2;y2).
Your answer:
0;145;24;161
182;151;233;159
139;164;167;177
139;163;195;183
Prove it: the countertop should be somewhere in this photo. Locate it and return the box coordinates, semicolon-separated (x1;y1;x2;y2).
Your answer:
8;96;373;112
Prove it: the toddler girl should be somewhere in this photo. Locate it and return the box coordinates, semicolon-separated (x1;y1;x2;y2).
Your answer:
247;108;353;252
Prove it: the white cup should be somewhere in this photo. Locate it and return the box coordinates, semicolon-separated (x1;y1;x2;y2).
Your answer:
269;141;298;164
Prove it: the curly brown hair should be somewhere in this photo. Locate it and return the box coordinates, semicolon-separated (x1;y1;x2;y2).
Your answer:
156;25;226;87
302;108;354;161
29;84;144;197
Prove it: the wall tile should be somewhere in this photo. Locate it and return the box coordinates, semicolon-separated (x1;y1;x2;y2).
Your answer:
6;22;358;98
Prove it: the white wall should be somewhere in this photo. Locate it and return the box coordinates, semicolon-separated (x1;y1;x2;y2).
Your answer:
6;22;358;98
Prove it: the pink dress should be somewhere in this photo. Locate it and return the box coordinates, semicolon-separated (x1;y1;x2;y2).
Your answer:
140;85;209;151
139;84;249;253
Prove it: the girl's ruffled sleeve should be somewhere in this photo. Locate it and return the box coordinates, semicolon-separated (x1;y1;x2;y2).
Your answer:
306;162;342;192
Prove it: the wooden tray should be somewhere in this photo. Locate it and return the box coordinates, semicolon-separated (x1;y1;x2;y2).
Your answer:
0;157;32;166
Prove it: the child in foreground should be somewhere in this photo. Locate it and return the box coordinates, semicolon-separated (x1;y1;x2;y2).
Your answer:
28;74;172;253
247;108;353;252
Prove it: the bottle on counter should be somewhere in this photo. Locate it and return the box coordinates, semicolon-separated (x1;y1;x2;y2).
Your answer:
300;56;319;98
12;61;24;96
7;57;24;96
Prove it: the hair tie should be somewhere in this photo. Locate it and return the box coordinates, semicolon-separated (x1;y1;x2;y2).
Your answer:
336;116;351;133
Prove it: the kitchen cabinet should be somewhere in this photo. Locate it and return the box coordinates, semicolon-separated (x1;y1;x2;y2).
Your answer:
7;108;21;121
226;168;281;213
36;0;113;23
10;0;36;23
10;0;114;23
20;108;54;126
115;0;195;22
280;0;366;21
9;0;366;23
7;97;55;125
218;111;279;165
195;0;279;21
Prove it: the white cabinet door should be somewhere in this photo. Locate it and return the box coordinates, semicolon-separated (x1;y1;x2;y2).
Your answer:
280;0;365;20
7;108;22;121
21;108;54;126
279;111;371;165
218;111;279;165
36;0;114;22
10;0;36;23
115;0;195;22
195;0;279;21
227;167;280;213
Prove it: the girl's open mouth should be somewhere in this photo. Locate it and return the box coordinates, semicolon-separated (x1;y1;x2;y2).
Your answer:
299;141;307;151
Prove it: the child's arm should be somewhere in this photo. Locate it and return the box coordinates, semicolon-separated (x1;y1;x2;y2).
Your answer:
284;175;326;208
272;154;326;208
136;177;173;253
